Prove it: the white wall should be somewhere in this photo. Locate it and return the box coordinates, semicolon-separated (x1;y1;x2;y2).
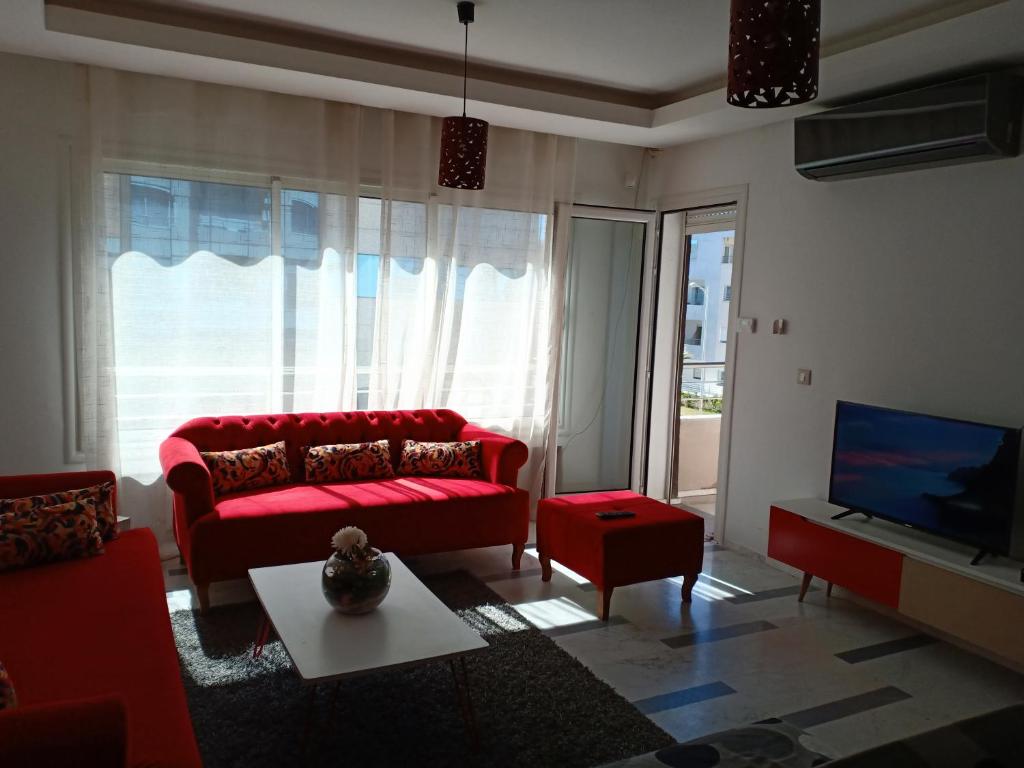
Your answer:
0;54;79;475
648;120;1024;556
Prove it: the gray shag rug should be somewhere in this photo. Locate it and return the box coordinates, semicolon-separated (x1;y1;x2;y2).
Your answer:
171;570;675;768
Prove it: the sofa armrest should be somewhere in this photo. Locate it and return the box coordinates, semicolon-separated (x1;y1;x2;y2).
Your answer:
159;436;214;528
458;425;529;487
0;695;127;768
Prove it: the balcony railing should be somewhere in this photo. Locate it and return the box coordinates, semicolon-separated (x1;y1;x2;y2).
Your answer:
680;363;725;415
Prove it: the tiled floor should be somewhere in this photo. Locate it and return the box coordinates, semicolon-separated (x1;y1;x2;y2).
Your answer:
164;529;1024;762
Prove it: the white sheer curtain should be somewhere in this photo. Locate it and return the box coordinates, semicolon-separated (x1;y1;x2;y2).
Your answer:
73;67;575;548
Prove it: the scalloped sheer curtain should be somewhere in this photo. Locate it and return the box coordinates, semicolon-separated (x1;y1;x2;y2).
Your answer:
72;67;575;548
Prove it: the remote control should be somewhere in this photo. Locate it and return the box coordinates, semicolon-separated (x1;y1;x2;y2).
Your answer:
596;510;636;520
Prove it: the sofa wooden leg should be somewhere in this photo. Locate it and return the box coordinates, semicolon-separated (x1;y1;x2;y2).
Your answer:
540;554;552;582
596;588;612;621
681;572;698;604
512;542;525;570
196;583;211;614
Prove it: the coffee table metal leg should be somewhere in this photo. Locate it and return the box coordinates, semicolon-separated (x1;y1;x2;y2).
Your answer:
449;658;480;752
329;681;341;718
253;614;271;659
300;683;318;756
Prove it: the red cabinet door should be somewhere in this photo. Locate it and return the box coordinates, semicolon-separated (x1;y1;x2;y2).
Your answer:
768;506;903;608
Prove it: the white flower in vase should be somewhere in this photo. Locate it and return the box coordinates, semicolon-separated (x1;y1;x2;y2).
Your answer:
331;526;370;560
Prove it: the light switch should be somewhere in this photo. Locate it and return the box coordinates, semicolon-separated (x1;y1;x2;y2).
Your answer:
738;317;757;333
771;318;787;335
797;369;812;386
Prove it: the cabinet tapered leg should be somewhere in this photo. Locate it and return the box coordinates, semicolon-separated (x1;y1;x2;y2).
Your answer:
798;572;813;602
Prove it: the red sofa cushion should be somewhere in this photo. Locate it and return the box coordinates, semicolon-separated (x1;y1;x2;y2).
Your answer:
214;477;516;519
187;477;528;584
0;528;201;767
537;491;705;589
0;696;128;768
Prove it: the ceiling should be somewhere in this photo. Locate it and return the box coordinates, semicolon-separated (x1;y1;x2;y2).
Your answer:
3;0;1024;147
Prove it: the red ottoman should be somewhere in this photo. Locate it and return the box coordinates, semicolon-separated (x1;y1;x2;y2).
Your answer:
537;491;705;620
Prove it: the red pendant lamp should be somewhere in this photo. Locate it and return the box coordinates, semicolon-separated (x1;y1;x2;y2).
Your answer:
727;0;821;108
438;1;488;190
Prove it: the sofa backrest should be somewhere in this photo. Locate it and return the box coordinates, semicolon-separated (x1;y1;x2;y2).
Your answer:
168;409;468;483
0;471;118;507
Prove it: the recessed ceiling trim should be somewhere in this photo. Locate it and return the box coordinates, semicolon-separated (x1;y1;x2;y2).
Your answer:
45;0;659;110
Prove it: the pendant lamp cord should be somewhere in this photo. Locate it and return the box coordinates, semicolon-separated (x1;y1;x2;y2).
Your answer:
462;21;469;117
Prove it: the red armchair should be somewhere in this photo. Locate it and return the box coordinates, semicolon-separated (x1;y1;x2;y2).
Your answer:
160;409;530;611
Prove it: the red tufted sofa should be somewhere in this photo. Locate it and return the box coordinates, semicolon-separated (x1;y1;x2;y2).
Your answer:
0;471;201;768
160;409;530;611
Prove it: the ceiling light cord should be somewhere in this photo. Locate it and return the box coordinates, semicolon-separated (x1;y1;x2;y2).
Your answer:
462;20;469;117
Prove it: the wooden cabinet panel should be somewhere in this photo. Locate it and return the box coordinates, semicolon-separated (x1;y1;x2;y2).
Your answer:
899;557;1024;667
768;507;903;608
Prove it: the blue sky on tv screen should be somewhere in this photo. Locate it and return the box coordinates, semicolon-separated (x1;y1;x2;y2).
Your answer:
831;403;1016;548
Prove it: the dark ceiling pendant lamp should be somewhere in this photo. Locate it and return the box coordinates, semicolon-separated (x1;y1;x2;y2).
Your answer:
727;0;821;108
438;1;488;190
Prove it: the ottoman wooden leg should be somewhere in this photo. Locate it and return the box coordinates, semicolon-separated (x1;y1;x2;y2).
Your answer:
681;572;698;603
596;587;612;621
512;542;525;570
540;554;552;582
195;583;211;614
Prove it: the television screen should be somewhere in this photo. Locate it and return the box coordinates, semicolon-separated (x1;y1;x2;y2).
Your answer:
829;401;1022;555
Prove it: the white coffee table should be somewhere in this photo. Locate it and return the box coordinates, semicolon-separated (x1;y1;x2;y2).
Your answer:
248;554;487;747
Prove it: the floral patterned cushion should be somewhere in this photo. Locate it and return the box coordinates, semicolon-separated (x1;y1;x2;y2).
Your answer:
0;481;118;541
0;661;15;710
304;440;395;483
0;498;105;572
397;439;483;478
200;441;291;496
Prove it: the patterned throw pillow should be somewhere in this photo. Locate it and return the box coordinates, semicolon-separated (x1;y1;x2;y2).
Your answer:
0;498;105;572
304;440;395;483
397;439;483;479
0;661;16;710
0;481;118;542
200;441;291;496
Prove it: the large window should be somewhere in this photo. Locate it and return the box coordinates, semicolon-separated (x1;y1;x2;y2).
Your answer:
105;172;548;478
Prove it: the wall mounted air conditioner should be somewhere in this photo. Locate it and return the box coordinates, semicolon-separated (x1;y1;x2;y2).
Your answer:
795;72;1023;181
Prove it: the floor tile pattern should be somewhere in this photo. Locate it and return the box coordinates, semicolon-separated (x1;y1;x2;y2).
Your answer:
163;525;1024;761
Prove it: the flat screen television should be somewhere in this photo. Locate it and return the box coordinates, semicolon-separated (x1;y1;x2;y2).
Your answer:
829;401;1024;560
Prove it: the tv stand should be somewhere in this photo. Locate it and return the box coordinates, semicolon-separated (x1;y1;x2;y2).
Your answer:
830;508;872;521
769;499;1024;670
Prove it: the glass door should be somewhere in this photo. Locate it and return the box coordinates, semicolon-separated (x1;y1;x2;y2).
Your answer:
672;226;735;505
646;203;738;523
555;209;654;494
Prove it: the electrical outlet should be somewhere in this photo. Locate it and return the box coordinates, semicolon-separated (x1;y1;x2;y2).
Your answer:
797;369;812;386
